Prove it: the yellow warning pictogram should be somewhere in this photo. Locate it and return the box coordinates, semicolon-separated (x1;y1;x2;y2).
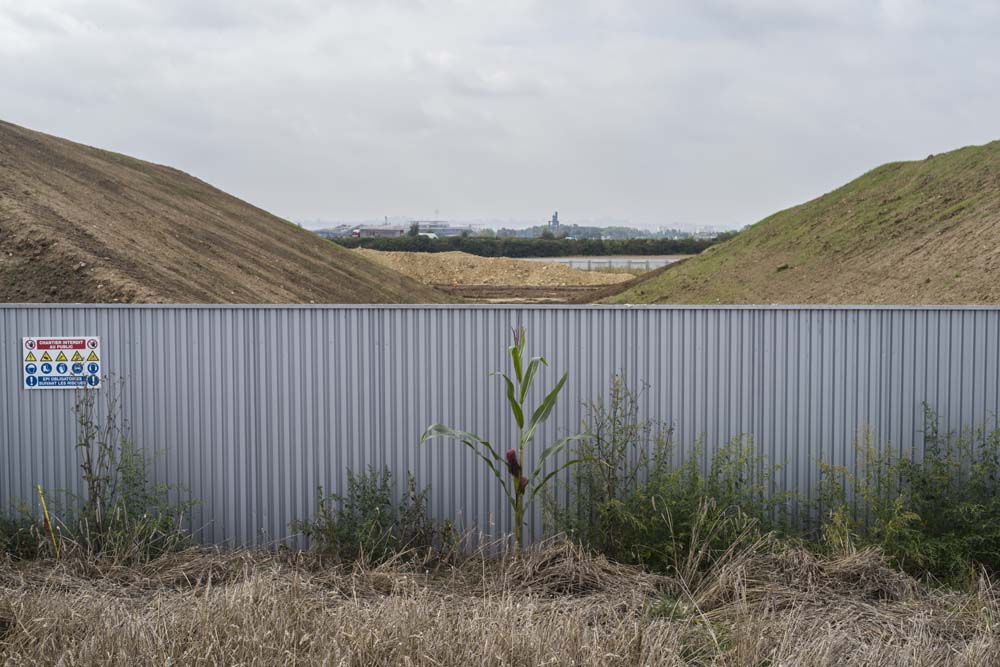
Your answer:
55;351;68;362
24;351;37;362
86;351;100;362
40;351;52;362
71;351;84;362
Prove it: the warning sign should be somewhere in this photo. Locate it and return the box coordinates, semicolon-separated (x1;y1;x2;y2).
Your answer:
22;337;101;390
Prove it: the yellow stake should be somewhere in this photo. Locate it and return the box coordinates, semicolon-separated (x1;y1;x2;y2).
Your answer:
37;484;60;559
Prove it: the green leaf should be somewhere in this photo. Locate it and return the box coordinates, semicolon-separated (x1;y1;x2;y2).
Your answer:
523;371;568;445
420;424;514;505
510;342;523;384
499;373;524;429
530;457;592;499
529;434;592;482
519;356;548;404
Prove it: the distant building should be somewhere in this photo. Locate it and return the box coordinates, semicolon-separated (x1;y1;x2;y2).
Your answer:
692;226;722;240
411;220;475;237
549;211;560;234
351;226;407;238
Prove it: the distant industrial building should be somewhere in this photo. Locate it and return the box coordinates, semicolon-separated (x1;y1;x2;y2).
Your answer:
350;226;406;238
412;221;476;237
692;226;723;240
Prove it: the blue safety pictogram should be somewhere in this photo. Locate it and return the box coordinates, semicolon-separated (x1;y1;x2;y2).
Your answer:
56;362;68;374
86;375;100;387
88;362;100;374
72;362;84;374
26;376;38;387
25;364;37;374
41;363;53;374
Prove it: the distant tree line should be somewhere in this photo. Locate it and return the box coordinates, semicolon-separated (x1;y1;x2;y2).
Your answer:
330;235;723;257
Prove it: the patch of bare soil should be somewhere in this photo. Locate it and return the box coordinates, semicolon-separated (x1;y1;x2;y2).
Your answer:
435;284;608;303
0;120;448;304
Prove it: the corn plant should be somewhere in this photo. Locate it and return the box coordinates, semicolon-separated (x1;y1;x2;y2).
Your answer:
421;328;589;549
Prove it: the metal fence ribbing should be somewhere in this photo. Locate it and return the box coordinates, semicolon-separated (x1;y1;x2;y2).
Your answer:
2;305;998;546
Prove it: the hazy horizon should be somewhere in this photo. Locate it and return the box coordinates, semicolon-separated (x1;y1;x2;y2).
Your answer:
294;215;728;232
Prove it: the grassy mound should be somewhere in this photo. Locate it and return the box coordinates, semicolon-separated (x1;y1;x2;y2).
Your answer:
607;140;1000;304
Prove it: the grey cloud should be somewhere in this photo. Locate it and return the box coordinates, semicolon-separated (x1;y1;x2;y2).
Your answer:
1;0;999;227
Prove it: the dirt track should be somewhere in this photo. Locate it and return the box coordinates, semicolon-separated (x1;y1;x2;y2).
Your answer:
433;284;609;303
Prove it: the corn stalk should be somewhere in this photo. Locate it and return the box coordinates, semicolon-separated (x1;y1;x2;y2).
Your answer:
420;328;589;549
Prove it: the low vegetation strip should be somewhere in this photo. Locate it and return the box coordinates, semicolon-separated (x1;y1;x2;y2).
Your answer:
334;235;719;257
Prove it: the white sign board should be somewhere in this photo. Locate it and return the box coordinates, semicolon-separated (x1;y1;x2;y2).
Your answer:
22;337;102;390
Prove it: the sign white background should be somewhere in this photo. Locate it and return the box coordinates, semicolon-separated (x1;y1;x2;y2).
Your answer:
22;337;102;390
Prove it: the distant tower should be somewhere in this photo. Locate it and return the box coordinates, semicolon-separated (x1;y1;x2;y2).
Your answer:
550;211;560;234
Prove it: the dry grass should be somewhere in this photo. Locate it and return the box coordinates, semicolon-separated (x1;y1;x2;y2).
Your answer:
1;539;998;666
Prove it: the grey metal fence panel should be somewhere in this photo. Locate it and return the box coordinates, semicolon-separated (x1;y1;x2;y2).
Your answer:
2;305;999;546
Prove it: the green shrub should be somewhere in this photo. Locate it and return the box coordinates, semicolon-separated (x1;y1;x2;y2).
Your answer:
817;406;1000;582
550;376;786;574
49;382;195;563
292;466;456;565
0;511;40;560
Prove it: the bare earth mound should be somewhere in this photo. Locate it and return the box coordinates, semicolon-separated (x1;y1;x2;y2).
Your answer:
607;140;1000;304
0;120;447;304
354;249;632;287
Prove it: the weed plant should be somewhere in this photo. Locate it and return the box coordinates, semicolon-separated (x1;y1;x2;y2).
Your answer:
0;510;39;560
292;466;457;566
549;376;786;574
817;406;1000;582
46;381;194;563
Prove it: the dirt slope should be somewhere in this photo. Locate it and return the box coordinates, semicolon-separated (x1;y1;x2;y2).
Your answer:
606;140;1000;304
0;120;448;303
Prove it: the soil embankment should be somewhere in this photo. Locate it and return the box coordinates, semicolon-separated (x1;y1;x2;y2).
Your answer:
0;120;448;304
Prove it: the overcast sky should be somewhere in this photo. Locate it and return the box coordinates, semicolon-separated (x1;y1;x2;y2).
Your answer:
2;1;999;229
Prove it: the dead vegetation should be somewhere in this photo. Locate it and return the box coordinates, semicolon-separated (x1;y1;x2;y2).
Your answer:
2;539;997;666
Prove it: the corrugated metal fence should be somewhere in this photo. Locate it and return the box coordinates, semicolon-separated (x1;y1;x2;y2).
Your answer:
2;305;999;546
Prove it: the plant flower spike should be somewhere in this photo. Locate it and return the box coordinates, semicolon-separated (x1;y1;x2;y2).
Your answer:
421;327;590;549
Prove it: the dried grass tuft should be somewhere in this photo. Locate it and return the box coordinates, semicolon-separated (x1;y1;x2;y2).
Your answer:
1;540;998;665
490;538;667;597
